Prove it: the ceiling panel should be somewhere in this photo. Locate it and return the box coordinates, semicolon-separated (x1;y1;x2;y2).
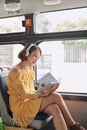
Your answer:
0;0;87;18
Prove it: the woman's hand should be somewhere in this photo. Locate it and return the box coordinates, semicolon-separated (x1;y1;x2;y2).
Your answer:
38;83;59;97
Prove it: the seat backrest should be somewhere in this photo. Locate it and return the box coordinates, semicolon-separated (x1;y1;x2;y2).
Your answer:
0;71;12;117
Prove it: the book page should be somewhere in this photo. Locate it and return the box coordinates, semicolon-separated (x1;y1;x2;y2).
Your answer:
36;82;59;93
36;73;60;93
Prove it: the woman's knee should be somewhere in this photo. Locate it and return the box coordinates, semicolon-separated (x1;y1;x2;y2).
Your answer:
45;104;61;115
53;92;63;101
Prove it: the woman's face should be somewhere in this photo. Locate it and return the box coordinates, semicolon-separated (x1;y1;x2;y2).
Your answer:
27;49;41;66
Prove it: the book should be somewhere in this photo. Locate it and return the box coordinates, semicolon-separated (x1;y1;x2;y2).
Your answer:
35;72;60;93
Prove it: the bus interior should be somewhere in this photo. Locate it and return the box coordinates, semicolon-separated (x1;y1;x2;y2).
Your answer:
0;0;87;130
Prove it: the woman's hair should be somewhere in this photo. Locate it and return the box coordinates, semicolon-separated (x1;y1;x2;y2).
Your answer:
18;44;42;61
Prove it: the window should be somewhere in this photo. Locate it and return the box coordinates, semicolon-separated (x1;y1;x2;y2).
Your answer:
37;54;51;78
64;40;87;62
0;44;24;68
0;16;25;34
35;7;87;33
37;41;87;93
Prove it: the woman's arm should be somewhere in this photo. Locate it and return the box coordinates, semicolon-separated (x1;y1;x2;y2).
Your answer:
14;83;39;100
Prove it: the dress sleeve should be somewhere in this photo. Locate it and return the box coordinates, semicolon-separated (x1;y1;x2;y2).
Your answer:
7;71;39;99
7;71;25;86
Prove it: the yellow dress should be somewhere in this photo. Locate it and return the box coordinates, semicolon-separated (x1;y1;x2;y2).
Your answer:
7;70;42;127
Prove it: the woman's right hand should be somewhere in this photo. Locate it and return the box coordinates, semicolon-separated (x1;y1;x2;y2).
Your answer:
38;83;59;97
38;91;50;97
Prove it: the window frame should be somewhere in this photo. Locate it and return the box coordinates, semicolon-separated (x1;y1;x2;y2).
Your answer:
34;6;87;34
0;7;87;101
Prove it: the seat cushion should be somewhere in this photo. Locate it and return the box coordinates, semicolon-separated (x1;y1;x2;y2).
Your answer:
35;112;50;120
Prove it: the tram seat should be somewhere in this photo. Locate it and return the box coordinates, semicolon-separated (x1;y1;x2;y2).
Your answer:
0;69;52;130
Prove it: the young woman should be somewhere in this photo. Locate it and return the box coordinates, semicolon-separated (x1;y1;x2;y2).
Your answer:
7;44;87;130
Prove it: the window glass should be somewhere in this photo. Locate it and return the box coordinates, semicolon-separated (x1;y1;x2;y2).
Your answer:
35;7;87;33
0;44;24;68
37;40;87;93
0;16;25;34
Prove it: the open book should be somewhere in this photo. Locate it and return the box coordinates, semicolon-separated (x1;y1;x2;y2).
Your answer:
35;73;60;93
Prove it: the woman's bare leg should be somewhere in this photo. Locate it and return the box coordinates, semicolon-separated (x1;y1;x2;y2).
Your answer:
42;103;68;130
39;92;75;126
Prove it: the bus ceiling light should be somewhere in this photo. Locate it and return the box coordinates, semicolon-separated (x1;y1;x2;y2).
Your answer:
4;0;20;14
44;0;62;5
